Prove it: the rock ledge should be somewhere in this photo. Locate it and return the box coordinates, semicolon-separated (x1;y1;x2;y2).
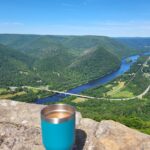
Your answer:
0;100;150;150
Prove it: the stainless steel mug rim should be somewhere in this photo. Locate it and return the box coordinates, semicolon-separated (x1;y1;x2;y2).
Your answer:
41;104;76;124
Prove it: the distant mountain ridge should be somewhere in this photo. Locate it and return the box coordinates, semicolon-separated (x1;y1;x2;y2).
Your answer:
0;34;143;89
116;37;150;52
0;34;137;58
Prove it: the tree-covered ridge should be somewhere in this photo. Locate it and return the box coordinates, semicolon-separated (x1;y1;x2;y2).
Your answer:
0;34;137;58
0;44;40;87
1;34;149;90
0;34;142;89
0;41;120;90
116;37;150;52
69;46;120;81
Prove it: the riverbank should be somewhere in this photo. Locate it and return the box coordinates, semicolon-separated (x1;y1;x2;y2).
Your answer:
82;56;150;99
56;55;150;134
35;55;140;104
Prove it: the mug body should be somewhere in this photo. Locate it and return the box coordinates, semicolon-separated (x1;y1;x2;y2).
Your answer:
41;104;75;150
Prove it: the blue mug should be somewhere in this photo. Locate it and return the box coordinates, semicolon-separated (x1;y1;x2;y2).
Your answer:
41;104;76;150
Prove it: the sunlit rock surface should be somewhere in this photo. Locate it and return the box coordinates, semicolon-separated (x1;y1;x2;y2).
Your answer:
0;100;150;150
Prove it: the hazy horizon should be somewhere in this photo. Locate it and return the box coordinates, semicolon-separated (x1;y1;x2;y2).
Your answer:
0;33;150;38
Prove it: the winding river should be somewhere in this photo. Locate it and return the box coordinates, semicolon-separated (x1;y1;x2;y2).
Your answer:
36;52;150;104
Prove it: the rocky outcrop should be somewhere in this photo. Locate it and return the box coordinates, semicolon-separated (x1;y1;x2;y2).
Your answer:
0;100;150;150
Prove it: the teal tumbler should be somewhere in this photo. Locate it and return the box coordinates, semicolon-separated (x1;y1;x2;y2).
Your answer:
41;104;76;150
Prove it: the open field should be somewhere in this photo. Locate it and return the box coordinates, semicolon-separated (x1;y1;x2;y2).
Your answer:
111;90;134;98
0;91;26;99
106;81;125;96
72;97;88;103
0;88;7;94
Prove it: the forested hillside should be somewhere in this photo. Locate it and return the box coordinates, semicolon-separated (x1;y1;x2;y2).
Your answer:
0;34;137;58
0;34;139;90
0;44;41;86
69;47;120;80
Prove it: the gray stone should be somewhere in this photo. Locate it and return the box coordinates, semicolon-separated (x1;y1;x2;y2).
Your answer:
76;111;82;126
0;100;150;150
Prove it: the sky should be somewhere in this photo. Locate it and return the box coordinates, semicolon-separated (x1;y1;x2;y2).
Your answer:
0;0;150;37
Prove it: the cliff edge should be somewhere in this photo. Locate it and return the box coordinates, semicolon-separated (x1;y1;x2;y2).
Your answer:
0;100;150;150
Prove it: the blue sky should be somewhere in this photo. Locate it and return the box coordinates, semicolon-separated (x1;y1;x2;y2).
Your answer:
0;0;150;37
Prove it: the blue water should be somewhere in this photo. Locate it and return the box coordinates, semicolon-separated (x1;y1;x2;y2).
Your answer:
36;55;141;104
143;51;150;56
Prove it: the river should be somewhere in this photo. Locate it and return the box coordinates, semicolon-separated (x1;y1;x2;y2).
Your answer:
36;53;149;104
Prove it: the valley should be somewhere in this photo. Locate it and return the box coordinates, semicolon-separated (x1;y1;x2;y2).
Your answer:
0;34;124;90
56;55;150;134
0;34;150;134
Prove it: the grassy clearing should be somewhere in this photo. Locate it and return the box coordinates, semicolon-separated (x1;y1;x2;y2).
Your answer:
72;97;88;103
105;84;112;88
0;88;7;94
0;91;26;99
25;86;39;93
111;90;134;98
106;81;125;96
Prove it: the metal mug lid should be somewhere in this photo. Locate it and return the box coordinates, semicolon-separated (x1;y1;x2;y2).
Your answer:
41;104;76;124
